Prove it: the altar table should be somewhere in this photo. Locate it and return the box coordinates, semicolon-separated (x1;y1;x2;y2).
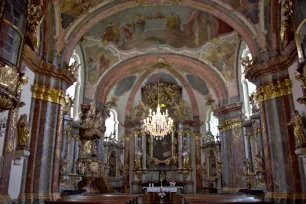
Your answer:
143;186;183;193
142;186;183;203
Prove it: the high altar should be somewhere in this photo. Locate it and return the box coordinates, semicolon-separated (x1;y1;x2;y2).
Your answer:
123;74;222;195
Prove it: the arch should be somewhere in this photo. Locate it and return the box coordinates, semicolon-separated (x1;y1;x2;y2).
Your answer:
61;0;259;65
125;68;200;117
95;55;228;108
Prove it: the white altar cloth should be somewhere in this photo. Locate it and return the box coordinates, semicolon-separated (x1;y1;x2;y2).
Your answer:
142;186;183;193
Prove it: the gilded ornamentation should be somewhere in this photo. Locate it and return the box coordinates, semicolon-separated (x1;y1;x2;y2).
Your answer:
61;158;69;175
8;108;18;152
134;101;150;119
173;100;188;120
0;65;19;93
280;0;293;48
17;114;30;147
216;161;222;177
288;110;306;144
142;82;181;108
205;94;217;109
254;155;265;173
243;159;250;176
31;84;66;105
17;76;29;95
134;146;142;170
83;140;92;155
218;119;242;132
294;64;306;104
182;145;190;168
150;57;173;70
105;96;118;109
68;61;79;78
26;0;44;52
252;79;292;103
56;106;64;158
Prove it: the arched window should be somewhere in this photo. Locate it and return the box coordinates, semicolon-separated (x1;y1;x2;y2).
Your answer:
104;109;119;141
206;111;219;141
240;48;257;118
67;46;84;119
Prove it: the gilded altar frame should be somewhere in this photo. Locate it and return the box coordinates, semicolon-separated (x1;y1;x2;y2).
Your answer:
147;127;177;166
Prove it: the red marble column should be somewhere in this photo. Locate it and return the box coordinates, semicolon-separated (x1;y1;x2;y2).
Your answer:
214;103;245;193
246;50;304;201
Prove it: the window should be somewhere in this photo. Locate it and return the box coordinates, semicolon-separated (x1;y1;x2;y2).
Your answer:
66;58;77;117
241;50;257;118
104;109;119;141
206;111;219;141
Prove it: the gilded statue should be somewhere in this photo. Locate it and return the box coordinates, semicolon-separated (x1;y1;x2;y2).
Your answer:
205;94;217;109
134;101;149;119
243;159;250;176
61;158;69;175
18;114;30;146
288;110;306;144
68;61;80;77
105;96;118;109
134;146;142;170
173;100;188;120
83;140;92;155
254;155;265;173
241;56;253;74
182;145;190;168
26;1;44;52
216;161;222;177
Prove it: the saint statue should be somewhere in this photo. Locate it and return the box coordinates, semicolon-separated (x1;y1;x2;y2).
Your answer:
18;114;30;146
83;140;92;155
61;158;69;175
182;146;190;168
68;61;80;77
134;146;142;170
243;159;250;176
216;161;222;177
254;155;265;173
288;110;306;144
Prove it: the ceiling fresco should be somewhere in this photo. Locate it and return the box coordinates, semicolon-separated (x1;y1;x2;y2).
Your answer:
82;37;119;85
86;5;233;49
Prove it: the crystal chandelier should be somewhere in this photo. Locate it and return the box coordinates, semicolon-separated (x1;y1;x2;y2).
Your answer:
143;82;173;140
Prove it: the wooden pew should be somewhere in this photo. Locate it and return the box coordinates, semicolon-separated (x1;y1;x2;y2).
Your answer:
45;194;140;204
182;194;273;204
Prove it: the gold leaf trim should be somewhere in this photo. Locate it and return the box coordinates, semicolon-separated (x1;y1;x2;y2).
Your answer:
218;119;242;132
252;79;292;103
31;84;66;105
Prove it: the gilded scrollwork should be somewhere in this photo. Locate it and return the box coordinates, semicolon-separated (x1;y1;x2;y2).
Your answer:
17;114;30;147
26;0;44;52
218;119;242;132
31;84;66;105
252;78;292;103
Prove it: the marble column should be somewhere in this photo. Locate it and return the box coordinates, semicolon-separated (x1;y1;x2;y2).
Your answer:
253;78;302;201
141;130;147;170
214;103;245;193
245;53;304;201
19;81;72;203
177;122;183;170
193;119;202;192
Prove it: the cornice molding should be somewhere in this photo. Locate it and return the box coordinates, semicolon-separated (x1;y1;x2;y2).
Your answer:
213;102;242;118
245;41;297;84
21;45;76;85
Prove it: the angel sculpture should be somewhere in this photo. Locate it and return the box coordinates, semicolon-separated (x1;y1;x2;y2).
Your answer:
105;96;118;109
173;100;188;120
134;101;150;119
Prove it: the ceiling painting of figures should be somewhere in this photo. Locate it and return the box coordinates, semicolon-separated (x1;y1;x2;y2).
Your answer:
85;5;234;49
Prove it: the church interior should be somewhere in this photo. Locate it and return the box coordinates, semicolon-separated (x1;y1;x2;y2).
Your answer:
1;0;306;203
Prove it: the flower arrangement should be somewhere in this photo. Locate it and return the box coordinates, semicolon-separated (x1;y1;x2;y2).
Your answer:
157;187;166;199
169;181;176;187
